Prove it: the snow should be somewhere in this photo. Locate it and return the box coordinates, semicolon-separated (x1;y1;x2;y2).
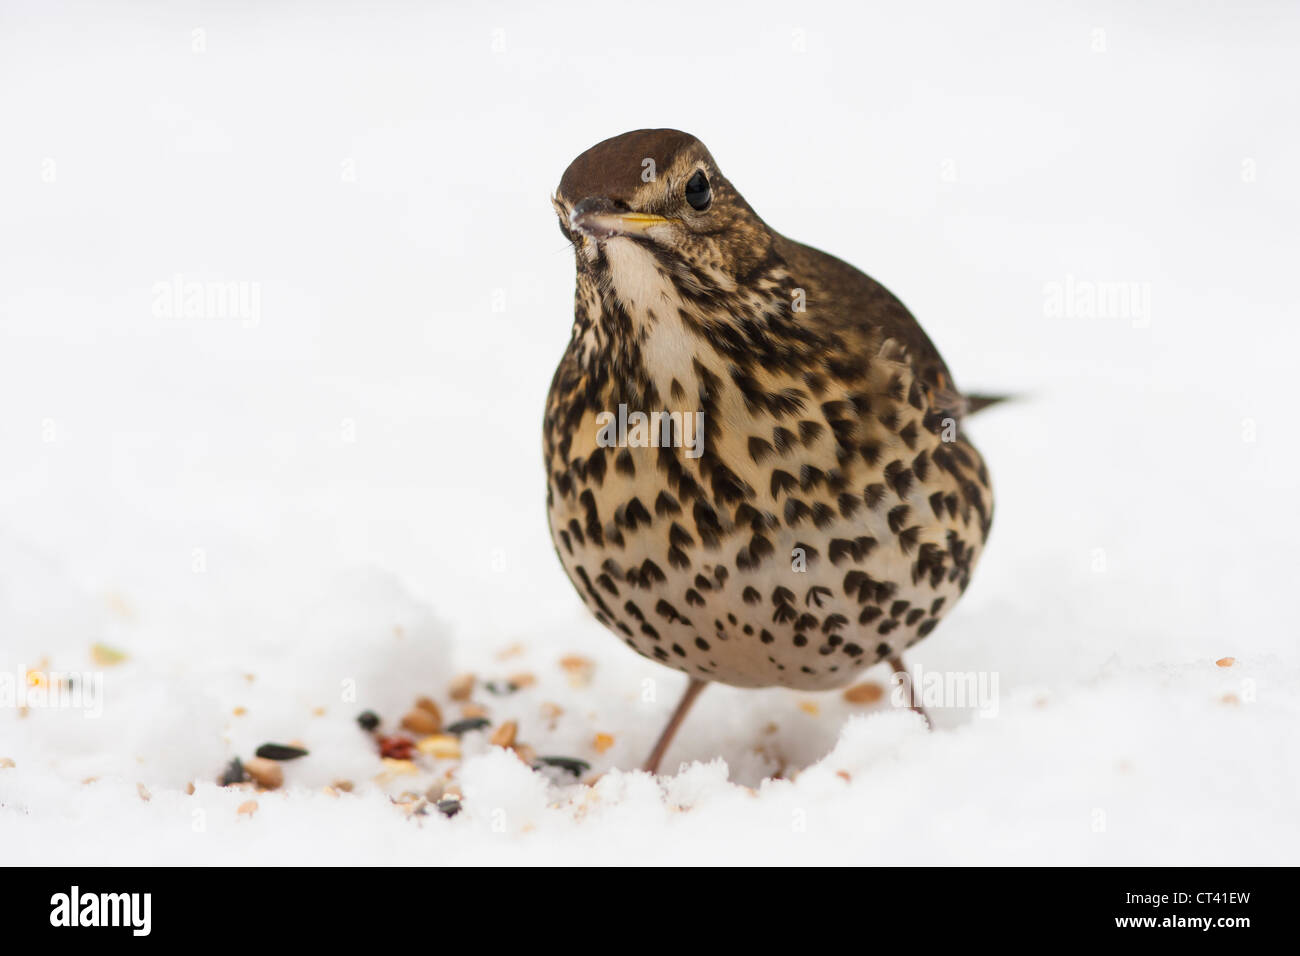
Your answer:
1;0;1297;864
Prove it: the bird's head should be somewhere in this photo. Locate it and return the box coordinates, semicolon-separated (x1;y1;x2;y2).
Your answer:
553;129;775;295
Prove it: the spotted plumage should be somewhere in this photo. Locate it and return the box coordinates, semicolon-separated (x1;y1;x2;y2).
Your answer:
544;130;995;764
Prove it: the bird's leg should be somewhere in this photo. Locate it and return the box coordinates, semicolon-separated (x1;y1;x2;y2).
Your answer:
642;677;708;774
887;653;932;729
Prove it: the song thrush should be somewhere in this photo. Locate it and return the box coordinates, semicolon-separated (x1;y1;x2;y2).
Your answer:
544;129;996;773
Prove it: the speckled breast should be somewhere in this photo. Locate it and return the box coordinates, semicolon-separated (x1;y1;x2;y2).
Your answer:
544;339;994;692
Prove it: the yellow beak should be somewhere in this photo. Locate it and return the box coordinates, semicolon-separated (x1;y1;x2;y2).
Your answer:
570;202;670;240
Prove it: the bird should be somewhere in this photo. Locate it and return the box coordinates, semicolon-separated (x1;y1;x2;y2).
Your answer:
543;129;996;774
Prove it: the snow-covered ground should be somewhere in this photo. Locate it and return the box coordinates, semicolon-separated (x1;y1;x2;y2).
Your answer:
1;1;1297;864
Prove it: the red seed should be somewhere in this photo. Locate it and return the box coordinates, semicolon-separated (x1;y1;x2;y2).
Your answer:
378;735;415;760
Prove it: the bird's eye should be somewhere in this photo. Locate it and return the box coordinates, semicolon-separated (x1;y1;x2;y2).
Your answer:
684;170;711;211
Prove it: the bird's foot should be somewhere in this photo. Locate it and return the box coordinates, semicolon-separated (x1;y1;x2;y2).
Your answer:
887;653;932;730
641;677;708;774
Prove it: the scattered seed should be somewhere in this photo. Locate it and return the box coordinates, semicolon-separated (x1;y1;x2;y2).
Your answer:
535;756;590;777
593;733;614;754
1221;693;1240;705
798;700;820;716
447;717;491;736
332;779;354;793
836;770;852;783
245;757;284;789
539;701;563;721
0;757;15;769
185;781;195;795
511;743;536;764
232;706;247;717
559;655;595;687
436;798;462;818
90;642;128;667
448;673;475;701
396;796;427;817
312;706;326;717
461;703;489;719
378;735;414;760
484;680;519;695
1216;657;1236;668
380;758;419;775
416;735;461;759
137;782;151;802
843;681;885;704
490;720;518;748
237;800;259;817
357;710;381;732
508;672;537;689
219;757;247;786
401;708;440;735
255;743;310;761
415;697;443;723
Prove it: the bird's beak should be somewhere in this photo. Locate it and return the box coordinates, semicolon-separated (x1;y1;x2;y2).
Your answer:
570;197;670;240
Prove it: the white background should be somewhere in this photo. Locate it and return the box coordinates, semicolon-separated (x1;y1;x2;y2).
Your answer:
1;0;1297;864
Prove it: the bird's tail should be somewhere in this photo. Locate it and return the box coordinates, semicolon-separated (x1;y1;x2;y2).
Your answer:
965;393;1012;415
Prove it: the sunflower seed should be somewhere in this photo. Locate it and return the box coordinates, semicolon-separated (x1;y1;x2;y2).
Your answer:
255;743;309;761
535;756;589;776
445;717;491;736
